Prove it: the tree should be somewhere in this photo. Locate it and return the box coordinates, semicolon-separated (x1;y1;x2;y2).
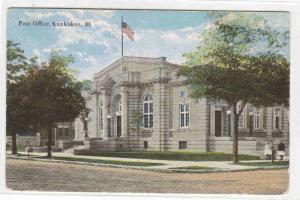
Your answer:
6;40;29;83
178;12;289;163
18;51;86;158
129;109;143;150
6;40;31;154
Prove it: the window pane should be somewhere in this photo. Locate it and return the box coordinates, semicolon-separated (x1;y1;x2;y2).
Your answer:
181;114;184;127
144;95;148;101
149;114;153;128
144;103;148;113
144;115;148;128
186;104;189;112
186;113;189;126
276;116;279;129
149;103;153;113
255;116;259;129
180;105;184;112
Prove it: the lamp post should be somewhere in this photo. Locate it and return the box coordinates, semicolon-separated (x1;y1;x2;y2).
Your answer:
249;111;254;136
226;110;231;137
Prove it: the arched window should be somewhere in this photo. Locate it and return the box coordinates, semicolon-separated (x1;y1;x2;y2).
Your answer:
143;94;153;128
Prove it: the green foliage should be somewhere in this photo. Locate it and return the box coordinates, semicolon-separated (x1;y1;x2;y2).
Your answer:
6;40;33;137
6;40;29;83
238;161;289;166
179;53;289;107
169;166;214;170
79;79;93;91
18;53;86;129
178;12;289;108
184;12;288;69
130;109;143;131
178;12;289;163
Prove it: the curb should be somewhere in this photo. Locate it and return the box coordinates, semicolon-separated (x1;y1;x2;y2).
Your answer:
6;155;289;174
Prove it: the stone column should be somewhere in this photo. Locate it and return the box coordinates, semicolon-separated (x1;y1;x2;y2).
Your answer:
102;91;109;139
153;82;169;151
121;87;128;137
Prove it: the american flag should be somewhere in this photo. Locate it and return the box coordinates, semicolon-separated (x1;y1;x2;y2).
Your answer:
122;22;134;41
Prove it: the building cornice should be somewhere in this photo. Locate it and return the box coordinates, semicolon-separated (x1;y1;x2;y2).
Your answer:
93;56;180;80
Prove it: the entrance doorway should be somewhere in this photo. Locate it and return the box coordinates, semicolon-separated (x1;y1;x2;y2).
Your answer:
117;115;121;137
215;111;222;137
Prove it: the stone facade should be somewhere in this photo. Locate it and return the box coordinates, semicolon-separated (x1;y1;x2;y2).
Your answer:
74;56;289;157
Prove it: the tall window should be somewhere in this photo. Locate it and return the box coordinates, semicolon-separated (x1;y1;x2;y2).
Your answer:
179;104;189;128
254;108;260;129
238;105;244;128
143;94;153;128
273;107;281;130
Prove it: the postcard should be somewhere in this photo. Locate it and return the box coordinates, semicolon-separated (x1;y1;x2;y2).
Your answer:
2;1;300;200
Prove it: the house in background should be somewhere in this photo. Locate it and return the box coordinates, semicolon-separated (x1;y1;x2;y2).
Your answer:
74;56;289;157
6;122;75;150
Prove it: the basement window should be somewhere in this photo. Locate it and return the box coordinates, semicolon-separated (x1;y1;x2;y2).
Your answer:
179;141;187;150
143;141;148;149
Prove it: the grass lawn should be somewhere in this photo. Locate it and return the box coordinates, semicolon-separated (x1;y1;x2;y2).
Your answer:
238;161;289;167
77;151;260;161
169;166;214;170
37;156;165;167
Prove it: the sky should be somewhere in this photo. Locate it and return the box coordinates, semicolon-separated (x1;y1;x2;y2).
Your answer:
7;9;290;80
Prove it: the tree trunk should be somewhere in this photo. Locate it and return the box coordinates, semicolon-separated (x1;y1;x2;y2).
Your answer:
11;129;17;155
47;128;52;158
232;114;239;163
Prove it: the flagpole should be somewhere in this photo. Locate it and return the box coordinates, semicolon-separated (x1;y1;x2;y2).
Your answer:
121;16;124;70
121;16;123;58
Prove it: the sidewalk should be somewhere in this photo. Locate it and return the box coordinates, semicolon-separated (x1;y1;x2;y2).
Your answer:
6;151;289;173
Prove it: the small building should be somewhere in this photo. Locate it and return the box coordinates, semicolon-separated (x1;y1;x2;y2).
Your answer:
6;122;75;151
74;56;289;157
39;122;75;147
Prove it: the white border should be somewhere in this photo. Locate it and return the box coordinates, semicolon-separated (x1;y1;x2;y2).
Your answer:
1;0;300;200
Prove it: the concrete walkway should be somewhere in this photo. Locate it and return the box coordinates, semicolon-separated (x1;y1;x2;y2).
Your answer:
6;151;289;172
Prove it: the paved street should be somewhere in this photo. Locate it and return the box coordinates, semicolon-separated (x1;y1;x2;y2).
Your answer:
6;159;288;194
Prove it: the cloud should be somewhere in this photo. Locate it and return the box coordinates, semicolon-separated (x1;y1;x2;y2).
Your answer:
180;26;204;42
42;47;67;53
24;10;120;51
32;49;40;56
122;27;203;65
83;56;97;66
160;32;182;44
24;11;55;20
74;10;116;18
